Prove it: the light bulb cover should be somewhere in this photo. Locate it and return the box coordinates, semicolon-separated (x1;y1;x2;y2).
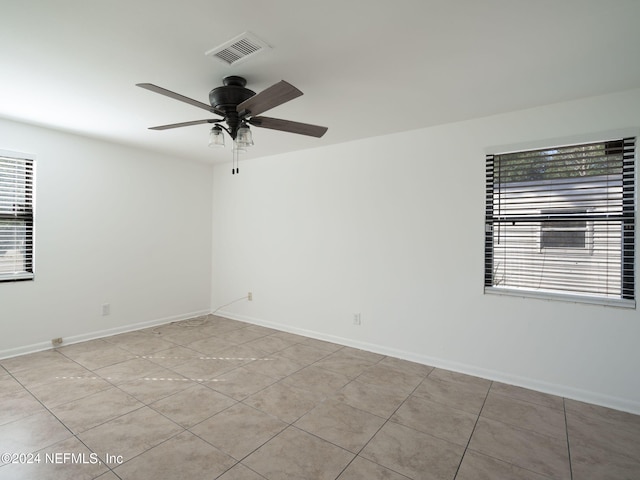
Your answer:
235;123;253;148
208;126;225;148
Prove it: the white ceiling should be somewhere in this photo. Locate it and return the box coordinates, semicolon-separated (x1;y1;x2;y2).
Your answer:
2;0;640;164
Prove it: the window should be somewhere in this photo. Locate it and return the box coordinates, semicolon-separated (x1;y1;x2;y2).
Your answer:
540;210;589;250
485;138;635;307
0;152;35;282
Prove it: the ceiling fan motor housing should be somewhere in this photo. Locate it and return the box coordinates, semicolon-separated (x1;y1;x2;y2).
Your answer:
209;76;255;136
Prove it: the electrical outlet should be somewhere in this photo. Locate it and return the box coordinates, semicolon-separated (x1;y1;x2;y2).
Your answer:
353;313;361;325
248;292;253;301
102;303;110;316
51;337;63;347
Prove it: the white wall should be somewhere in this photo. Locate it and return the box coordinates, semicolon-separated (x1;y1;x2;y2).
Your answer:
212;88;640;414
0;118;213;356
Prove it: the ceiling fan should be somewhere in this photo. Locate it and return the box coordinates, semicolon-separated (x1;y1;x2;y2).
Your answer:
137;75;328;149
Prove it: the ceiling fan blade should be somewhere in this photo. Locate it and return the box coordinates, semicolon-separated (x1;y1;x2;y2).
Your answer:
137;83;222;115
236;80;303;116
148;119;222;130
249;116;328;138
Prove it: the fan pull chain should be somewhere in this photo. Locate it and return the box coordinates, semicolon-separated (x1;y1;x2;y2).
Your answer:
235;142;240;174
232;143;238;174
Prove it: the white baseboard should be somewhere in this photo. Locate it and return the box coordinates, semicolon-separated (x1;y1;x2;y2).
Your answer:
0;309;210;360
217;310;640;415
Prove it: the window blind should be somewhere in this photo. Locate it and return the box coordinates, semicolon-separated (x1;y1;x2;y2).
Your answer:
484;138;635;305
0;154;34;281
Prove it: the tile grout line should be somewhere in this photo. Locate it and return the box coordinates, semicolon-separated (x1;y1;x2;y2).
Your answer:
454;382;570;480
563;398;574;480
451;379;493;479
142;326;341;478
1;354;136;478
230;356;422;479
332;368;431;480
214;462;268;480
226;348;387;479
54;341;235;476
71;335;247;477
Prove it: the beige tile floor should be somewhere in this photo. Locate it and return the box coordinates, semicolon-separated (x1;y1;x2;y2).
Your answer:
1;314;639;480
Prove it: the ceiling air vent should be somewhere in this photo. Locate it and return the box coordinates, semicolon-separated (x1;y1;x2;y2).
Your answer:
205;32;271;66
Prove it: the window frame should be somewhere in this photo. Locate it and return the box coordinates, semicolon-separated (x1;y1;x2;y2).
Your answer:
0;150;35;282
484;137;636;308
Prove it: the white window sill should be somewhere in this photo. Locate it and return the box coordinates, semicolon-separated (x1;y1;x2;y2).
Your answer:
485;286;635;309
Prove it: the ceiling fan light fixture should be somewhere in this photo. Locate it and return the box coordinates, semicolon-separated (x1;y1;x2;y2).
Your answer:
208;125;225;148
235;122;253;148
